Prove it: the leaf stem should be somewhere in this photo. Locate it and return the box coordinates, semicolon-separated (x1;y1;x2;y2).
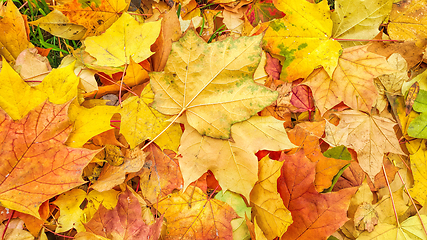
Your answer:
332;38;402;42
396;171;427;236
1;210;14;240
382;164;400;227
140;108;186;151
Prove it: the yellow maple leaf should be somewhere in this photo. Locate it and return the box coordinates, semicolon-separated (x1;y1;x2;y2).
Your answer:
250;156;292;240
304;45;396;115
150;29;277;139
53;189;120;232
0;57;79;120
263;0;342;81
30;9;87;40
66;102;117;148
157;186;238;239
84;13;161;67
118;84;182;150
0;0;34;62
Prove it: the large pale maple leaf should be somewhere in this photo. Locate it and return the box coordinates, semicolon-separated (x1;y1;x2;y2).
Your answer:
0;101;98;218
303;45;396;115
332;110;405;180
150;29;278;139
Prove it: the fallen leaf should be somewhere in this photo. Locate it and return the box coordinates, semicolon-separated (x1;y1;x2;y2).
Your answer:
263;0;342;81
304;45;396;115
388;0;427;48
0;101;98;218
245;0;284;27
331;0;393;47
290;85;315;113
90;148;145;192
156;186;237;239
54;0;130;38
178;117;258;200
215;190;252;240
250;156;292;240
66;102;117;148
278;150;357;240
53;189;119;232
84;13;161;67
29;9;87;40
14;48;51;84
358;215;427;239
118;84;182;150
335;110;405;180
82;187;163;240
139;143;183;204
0;0;33;62
150;29;277;139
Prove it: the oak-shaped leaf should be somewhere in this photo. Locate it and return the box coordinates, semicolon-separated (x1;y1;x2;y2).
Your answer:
278;150;357;239
156;186;238;239
0;101;98;218
150;29;278;139
81;188;162;240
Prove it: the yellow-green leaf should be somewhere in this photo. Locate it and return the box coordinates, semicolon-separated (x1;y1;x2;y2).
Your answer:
263;0;342;81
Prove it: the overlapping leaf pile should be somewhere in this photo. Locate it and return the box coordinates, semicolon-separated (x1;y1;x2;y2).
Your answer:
1;0;427;238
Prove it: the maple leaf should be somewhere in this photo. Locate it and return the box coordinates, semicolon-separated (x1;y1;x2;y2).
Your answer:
263;0;342;81
215;190;252;240
84;13;161;67
138;143;183;204
179;115;294;200
81;187;163;240
118;84;182;150
408;142;427;205
358;215;427;239
156;186;238;239
334;110;405;180
0;101;98;218
304;45;396;115
331;0;393;47
66;102;117;148
287;121;349;192
91;148;145;192
54;0;130;38
250;156;292;240
278;150;357;240
388;0;427;48
150;29;278;139
0;57;79;120
29;9;87;40
0;0;34;62
53;189;120;232
245;0;285;27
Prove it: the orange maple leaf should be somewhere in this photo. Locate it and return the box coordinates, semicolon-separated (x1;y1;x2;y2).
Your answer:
0;101;98;218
